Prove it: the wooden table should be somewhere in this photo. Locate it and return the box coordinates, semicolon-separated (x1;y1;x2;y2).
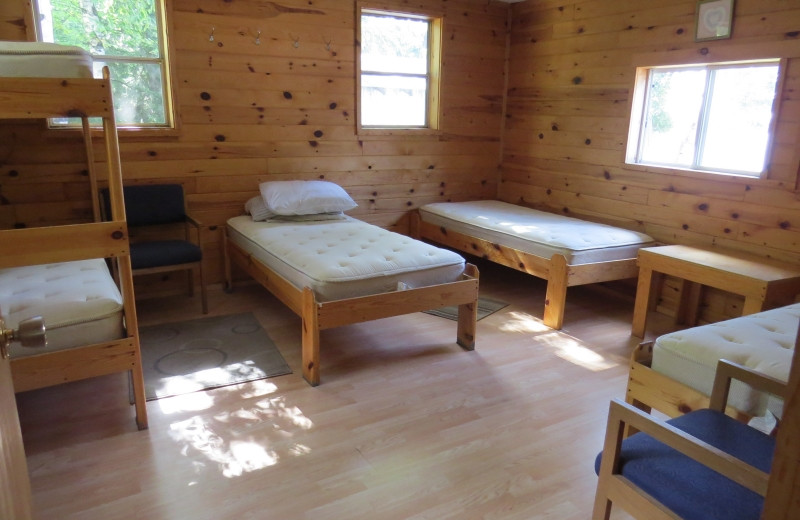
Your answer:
631;245;800;338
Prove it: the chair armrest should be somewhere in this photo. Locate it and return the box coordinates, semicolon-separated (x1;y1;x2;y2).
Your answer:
709;359;787;412
603;399;770;496
185;214;203;228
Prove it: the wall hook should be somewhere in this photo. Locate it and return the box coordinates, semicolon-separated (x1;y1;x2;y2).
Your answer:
208;27;215;42
290;33;300;48
255;30;262;45
323;36;332;51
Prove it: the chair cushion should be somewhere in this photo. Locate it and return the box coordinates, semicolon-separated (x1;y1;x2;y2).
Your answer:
595;409;775;520
130;240;201;270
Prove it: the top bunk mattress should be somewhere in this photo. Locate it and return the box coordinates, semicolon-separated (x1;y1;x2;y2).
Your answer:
0;41;93;78
419;200;655;265
652;303;800;417
0;259;124;358
227;215;466;302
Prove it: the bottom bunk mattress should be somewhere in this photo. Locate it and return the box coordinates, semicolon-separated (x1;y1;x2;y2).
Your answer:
0;259;124;357
226;215;466;302
419;200;655;264
651;303;800;417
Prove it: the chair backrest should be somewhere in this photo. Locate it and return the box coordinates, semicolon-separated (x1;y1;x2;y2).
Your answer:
101;184;187;227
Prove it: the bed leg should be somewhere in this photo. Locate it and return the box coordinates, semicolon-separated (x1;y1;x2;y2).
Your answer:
222;227;234;294
543;254;568;330
301;287;321;386
457;264;479;350
408;210;421;239
131;354;148;430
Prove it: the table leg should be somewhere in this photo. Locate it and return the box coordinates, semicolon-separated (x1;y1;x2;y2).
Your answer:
741;296;765;316
676;280;703;327
631;267;655;338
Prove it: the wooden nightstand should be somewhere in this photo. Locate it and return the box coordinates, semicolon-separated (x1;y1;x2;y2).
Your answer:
631;245;800;338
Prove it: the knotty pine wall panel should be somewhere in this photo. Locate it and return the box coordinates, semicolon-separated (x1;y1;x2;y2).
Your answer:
504;0;800;322
0;0;508;286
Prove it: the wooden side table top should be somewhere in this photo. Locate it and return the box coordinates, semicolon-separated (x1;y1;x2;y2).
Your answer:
638;245;800;295
632;245;800;338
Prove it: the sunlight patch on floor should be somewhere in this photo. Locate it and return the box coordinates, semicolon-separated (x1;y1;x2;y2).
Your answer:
166;392;315;478
498;311;551;334
497;311;618;372
157;379;279;415
539;332;618;372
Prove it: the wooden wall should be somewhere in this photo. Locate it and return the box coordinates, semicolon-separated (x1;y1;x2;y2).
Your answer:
0;0;509;285
503;0;800;322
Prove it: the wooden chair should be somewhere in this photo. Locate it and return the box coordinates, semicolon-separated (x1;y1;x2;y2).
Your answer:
102;184;208;314
593;358;787;520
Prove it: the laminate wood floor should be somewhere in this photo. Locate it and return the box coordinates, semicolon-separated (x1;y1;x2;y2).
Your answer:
16;259;654;519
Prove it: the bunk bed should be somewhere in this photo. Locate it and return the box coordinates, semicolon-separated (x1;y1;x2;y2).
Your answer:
0;43;147;429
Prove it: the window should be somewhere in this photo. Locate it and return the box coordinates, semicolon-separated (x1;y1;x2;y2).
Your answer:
358;7;442;130
627;60;781;178
31;0;173;129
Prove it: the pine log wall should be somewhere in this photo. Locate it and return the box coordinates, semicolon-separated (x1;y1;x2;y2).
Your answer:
502;0;800;323
0;0;508;289
2;0;800;319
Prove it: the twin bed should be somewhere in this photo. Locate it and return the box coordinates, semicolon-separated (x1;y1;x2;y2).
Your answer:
0;42;147;429
413;200;655;329
626;303;799;422
224;213;480;386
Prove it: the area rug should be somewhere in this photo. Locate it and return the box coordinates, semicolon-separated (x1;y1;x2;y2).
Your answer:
139;312;291;400
422;296;508;321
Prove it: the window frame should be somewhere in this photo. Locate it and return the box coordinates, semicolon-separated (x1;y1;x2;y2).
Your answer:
629;60;781;178
624;43;800;185
356;2;443;136
27;0;178;134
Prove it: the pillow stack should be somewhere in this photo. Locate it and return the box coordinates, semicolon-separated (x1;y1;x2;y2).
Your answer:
244;180;358;222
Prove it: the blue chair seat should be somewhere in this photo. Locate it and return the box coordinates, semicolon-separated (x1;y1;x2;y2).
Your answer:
130;240;202;270
594;409;775;520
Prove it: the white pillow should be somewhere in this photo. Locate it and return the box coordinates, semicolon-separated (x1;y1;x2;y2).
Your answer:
245;196;275;221
259;180;357;216
266;212;347;222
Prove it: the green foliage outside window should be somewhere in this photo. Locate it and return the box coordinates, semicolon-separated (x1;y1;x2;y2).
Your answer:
35;0;168;126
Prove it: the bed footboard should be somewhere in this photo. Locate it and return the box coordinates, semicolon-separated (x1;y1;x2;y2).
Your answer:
625;342;749;425
224;233;479;386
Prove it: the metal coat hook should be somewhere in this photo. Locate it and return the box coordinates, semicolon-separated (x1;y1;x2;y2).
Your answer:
323;36;332;51
255;30;262;45
290;33;300;48
208;27;215;42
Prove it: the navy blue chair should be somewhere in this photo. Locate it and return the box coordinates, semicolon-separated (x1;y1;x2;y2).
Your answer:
593;359;786;520
102;184;208;314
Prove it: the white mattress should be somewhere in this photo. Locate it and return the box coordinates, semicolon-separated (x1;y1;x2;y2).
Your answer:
652;303;800;417
419;200;655;264
227;215;466;302
0;41;93;78
0;259;124;358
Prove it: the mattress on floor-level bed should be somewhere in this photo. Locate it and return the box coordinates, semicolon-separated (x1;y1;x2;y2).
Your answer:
652;303;800;417
227;215;466;302
0;41;93;78
0;259;124;357
419;200;655;265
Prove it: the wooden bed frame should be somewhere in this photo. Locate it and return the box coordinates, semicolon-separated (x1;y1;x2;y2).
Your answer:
0;70;147;430
625;342;750;422
222;227;480;386
410;210;641;330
